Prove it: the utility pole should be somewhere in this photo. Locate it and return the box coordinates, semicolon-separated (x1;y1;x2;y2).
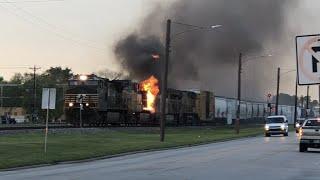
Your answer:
294;77;298;128
0;86;3;108
236;53;242;134
29;65;41;122
160;19;171;142
306;85;309;118
319;85;320;116
275;67;280;115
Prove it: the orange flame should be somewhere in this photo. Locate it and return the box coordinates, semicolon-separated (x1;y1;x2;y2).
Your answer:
140;76;159;113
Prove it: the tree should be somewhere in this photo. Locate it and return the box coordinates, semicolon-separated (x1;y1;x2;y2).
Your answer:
272;93;295;106
311;100;319;107
10;73;24;84
97;69;126;80
20;67;73;122
44;67;72;83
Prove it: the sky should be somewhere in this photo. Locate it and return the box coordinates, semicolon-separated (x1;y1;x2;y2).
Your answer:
0;0;167;79
0;0;320;100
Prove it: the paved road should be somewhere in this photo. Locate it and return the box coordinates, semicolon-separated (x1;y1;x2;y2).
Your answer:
1;134;320;180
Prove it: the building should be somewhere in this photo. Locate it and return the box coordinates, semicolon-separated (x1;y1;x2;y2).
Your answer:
0;107;27;123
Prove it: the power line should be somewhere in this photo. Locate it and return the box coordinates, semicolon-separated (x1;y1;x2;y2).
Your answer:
0;0;65;3
0;66;30;69
0;1;107;54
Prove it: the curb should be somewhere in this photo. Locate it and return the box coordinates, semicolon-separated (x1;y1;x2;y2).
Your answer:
0;133;262;172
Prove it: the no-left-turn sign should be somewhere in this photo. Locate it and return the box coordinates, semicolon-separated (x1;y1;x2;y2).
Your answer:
296;34;320;85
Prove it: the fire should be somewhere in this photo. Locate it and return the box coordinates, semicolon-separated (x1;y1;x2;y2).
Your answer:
140;76;159;113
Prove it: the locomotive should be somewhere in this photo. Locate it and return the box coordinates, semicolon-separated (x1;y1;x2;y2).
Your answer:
64;74;215;126
64;74;145;126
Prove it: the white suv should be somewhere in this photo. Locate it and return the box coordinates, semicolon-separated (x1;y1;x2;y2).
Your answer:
299;118;320;152
264;115;289;137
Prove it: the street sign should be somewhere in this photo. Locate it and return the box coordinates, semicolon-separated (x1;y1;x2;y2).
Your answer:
41;88;56;153
41;88;56;110
296;34;320;85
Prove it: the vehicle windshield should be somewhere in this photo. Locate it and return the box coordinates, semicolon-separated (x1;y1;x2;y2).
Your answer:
304;120;320;127
266;117;285;124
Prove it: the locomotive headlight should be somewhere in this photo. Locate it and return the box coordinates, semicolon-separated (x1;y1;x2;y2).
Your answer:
85;103;89;107
79;75;88;81
68;102;74;107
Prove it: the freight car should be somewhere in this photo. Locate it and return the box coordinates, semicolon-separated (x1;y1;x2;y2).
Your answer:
214;96;300;125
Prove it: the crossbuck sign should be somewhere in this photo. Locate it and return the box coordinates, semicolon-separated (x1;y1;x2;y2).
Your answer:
296;34;320;85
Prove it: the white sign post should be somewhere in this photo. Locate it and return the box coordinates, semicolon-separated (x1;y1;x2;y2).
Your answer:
77;94;85;128
41;88;56;153
296;34;320;85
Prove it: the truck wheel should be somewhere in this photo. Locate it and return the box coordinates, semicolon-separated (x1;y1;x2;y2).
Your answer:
265;133;270;137
299;144;307;152
284;132;288;136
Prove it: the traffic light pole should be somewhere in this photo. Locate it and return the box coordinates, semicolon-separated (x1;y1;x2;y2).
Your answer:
236;53;242;134
294;77;298;128
306;85;309;118
275;67;280;115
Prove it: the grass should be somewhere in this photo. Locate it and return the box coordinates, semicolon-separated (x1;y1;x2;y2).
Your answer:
0;126;263;170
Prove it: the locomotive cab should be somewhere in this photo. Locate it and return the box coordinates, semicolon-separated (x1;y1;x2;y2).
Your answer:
65;74;106;109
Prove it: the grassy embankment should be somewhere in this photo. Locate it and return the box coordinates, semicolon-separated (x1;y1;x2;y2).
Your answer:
0;126;262;170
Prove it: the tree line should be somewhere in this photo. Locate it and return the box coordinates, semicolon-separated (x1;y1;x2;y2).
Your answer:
0;67;318;122
0;67;72;122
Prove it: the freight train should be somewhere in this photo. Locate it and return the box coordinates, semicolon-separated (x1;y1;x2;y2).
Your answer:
64;74;299;126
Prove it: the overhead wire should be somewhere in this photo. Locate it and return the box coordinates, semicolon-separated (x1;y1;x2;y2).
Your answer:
0;0;107;54
0;0;65;3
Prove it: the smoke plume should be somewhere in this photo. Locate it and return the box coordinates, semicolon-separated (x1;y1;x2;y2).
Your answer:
114;0;299;100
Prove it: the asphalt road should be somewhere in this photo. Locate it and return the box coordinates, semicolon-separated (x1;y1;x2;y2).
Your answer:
1;134;320;180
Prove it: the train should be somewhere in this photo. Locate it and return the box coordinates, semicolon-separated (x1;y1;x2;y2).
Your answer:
64;74;300;126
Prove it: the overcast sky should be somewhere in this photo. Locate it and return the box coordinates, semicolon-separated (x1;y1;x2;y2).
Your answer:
0;0;168;79
1;0;320;100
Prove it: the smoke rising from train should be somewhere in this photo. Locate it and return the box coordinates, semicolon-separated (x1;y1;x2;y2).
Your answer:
114;0;299;100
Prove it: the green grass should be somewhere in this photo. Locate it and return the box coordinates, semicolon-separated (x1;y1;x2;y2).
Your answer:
0;126;263;170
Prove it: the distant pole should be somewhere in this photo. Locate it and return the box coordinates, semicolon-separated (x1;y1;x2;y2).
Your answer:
294;77;298;128
33;65;37;122
160;19;171;142
306;85;309;118
275;67;280;115
30;65;40;122
319;85;320;105
236;53;242;134
0;86;3;108
319;85;320;115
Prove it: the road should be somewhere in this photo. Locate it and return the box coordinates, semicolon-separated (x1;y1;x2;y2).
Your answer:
1;134;320;180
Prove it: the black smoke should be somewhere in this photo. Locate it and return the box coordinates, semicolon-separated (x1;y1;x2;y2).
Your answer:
115;34;164;81
114;0;299;99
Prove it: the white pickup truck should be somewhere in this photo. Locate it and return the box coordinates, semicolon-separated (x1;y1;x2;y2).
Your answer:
299;118;320;152
264;115;289;137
